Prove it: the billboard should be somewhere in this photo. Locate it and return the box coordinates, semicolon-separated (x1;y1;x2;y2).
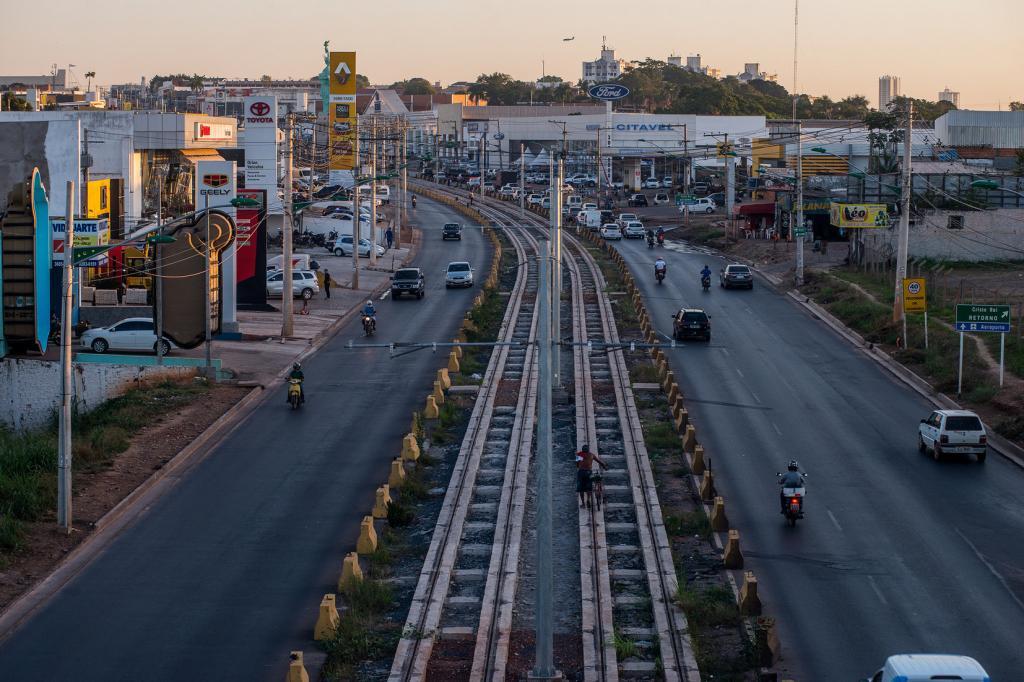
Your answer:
1;168;51;354
829;203;890;228
328;51;358;184
235;188;268;308
243;96;278;198
51;218;110;267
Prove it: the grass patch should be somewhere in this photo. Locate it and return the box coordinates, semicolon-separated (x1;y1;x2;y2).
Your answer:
399;464;432;502
386;499;415;527
322;576;400;679
612;630;638;660
665;510;711;540
676;581;741;629
643;420;681;459
630;362;661;384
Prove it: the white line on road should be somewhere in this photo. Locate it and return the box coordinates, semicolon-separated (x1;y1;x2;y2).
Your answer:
751;391;762;404
379;290;391;301
736;368;745;379
955;526;1024;614
867;575;888;605
720;347;730;357
826;509;843;532
771;421;782;435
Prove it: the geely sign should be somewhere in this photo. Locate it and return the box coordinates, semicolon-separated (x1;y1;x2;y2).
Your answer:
588;83;630;101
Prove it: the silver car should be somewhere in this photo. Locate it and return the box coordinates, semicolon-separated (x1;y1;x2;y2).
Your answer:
445;261;474;288
267;269;321;299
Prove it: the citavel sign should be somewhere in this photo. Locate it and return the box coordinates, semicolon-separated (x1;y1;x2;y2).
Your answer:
616;123;674;132
588;83;630;101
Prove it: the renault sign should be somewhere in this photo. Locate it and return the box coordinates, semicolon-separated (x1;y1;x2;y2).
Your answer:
588;83;629;101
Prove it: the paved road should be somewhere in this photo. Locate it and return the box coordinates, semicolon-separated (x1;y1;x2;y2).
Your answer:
613;236;1024;679
0;198;490;681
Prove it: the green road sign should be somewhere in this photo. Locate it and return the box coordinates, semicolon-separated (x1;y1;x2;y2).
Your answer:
793;229;808;237
955;304;1011;333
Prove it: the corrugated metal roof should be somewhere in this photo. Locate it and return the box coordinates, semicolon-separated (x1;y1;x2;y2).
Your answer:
935;111;1024;149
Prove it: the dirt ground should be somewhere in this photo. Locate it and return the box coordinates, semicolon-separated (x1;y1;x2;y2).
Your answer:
0;384;249;611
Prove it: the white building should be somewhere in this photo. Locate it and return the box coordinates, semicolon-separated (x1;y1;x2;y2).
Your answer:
938;87;960;109
582;40;626;83
736;63;777;83
667;55;682;67
879;75;901;110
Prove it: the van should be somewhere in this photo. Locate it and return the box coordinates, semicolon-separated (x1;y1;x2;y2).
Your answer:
863;654;990;682
577;209;603;230
566;195;583;209
267;253;319;272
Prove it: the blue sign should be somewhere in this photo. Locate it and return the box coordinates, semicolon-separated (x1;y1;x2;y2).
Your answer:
956;322;1011;333
588;83;630;101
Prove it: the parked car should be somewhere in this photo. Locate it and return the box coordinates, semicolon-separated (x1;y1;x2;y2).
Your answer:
617;213;639;226
719;263;754;289
442;223;463;240
690;197;717;214
692;182;710;195
332;235;385;258
600;223;622;240
391;267;426;299
653;192;670;206
628;193;649;207
919;410;987;462
444;261;474;288
662;177;674;188
267;269;320;300
581;202;597;211
623;221;646;239
643;178;661;189
541;197;551;209
527;194;543;206
863;654;989;682
80;317;175;355
609;180;625;190
672;308;711;342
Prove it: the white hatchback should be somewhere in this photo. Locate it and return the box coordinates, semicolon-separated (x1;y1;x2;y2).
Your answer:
267;269;321;300
600;224;622;240
919;409;988;462
624;221;646;239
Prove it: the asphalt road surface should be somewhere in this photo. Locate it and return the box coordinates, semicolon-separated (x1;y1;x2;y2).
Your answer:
0;197;491;681
612;235;1024;680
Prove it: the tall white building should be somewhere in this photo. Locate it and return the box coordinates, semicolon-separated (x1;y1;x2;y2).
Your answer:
582;38;626;83
879;75;901;110
938;87;960;109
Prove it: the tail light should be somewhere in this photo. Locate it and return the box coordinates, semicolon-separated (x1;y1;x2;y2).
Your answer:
940;434;949;444
790;498;799;505
979;435;987;444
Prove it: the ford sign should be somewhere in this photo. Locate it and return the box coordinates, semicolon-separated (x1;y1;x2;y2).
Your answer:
588;83;630;101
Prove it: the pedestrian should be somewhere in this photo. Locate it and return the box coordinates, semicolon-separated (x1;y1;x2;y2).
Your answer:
575;444;608;510
323;269;332;299
385;227;394;250
116;279;126;304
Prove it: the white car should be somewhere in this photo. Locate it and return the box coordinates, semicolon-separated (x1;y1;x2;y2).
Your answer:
332;235;385;258
643;178;661;189
680;197;717;214
617;213;639;227
919;410;988;462
527;194;543;206
581;202;597;211
662;177;674;188
267;269;321;300
80;317;174;356
623;221;646;239
865;654;989;682
600;223;622;240
444;261;474;288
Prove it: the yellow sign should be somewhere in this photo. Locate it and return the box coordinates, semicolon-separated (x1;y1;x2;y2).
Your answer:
716;142;735;158
86;179;111;218
329;51;357;174
829;202;890;228
903;277;926;312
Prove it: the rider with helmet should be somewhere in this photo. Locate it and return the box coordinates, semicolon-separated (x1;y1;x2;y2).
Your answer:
362;299;377;333
288;362;305;403
778;460;806;513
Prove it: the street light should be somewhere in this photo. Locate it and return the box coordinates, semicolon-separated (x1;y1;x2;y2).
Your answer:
971;179;1024;198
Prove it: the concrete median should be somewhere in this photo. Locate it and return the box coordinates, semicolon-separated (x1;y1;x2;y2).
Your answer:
683;424;696;453
437;368;451;390
357;515;379;554
673;406;689;433
338;551;363;591
723;529;743;569
699;470;716;501
710;496;728;531
388;459;406;488
447;351;460;373
739;571;762;616
286;651;310;682
432;380;445;405
424;395;440;418
314;594;340;641
372;485;392;519
691;444;705;475
401;434;421;461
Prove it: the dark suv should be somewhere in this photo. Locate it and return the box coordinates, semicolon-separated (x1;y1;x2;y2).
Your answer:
442;223;462;240
391;268;425;300
672;308;711;342
628;193;649;207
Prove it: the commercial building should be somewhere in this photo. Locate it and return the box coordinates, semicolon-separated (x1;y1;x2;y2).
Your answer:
582;40;626;83
934;110;1024;170
938;87;961;109
879;75;900;111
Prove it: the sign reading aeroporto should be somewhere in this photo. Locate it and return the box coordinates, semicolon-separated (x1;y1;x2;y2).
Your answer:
588;83;630;101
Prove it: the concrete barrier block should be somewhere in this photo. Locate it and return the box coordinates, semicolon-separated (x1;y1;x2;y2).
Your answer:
125;288;148;305
661;370;675;394
452;339;463;359
94;289;118;305
699;470;716;502
723;529;744;569
691;444;705;474
313;594;340;641
673;407;689;434
432;381;445;405
424;395;440;418
388;459;406;488
286;651;310;682
437;368;452;390
447;352;460;373
683;424;697;453
357;515;379;554
667;382;680;405
372;485;392;519
338;552;363;591
401;434;421;461
739;571;762;615
755;617;782;666
711;495;728;531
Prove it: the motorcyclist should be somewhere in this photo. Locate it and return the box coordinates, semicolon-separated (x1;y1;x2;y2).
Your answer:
411;194;417;208
288;362;305;403
700;264;712;286
656;226;666;244
362;300;377;331
778;460;806;513
654;257;667;278
646;228;655;245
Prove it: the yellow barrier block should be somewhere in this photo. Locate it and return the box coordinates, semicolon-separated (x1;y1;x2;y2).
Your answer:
672;394;685;418
739;571;762;616
402;434;421;461
699;470;716;501
286;651;310;682
424;395;440;419
723;529;744;569
432;381;445;405
667;382;679;405
388;458;406;488
662;370;675;394
657;357;668;379
674;407;689;434
683;424;697;453
372;485;392;519
691;443;705;474
338;552;363;591
448;351;460;373
711;495;728;531
313;594;340;641
357;515;378;554
437;368;452;390
452;339;463;359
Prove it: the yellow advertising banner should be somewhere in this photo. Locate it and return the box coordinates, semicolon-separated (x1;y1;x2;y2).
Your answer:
829;202;890;228
903;277;927;312
329;51;357;174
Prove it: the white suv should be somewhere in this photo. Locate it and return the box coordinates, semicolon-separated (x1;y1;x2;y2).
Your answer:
623;221;646;239
267;270;320;300
918;410;988;463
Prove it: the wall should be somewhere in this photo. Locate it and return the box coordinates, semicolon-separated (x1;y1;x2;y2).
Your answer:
0;119;79;216
0;357;194;431
861;208;1024;262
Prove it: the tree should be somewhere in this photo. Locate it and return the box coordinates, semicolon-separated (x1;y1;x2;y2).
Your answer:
391;77;434;95
1009;101;1024;112
468;73;531;105
889;95;956;123
1;92;31;111
1014;149;1024;178
355;74;370;89
260;74;272;83
85;71;96;92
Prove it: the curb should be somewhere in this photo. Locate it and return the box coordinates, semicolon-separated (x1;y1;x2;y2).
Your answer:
0;229;422;644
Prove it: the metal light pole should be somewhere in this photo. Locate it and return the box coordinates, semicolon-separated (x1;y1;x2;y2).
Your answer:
204;193;213;375
552;158;563;387
519;143;526;219
894;102;913;342
795;121;805;286
57;181;75;533
282;118;295;336
370;117;378;266
155;167;166;365
352;120;361;291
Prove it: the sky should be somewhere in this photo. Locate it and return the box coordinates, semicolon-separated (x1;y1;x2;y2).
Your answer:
2;0;1022;110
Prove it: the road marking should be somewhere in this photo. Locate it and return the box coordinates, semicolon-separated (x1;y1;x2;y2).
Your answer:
751;391;762;404
771;421;781;435
379;290;391;301
826;509;843;532
736;368;745;379
954;526;1024;614
867;575;888;605
720;347;730;357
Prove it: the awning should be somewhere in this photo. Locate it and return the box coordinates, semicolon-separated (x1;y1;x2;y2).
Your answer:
737;202;776;215
178;149;224;163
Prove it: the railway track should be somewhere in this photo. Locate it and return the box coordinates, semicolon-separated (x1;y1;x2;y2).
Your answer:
392;183;698;681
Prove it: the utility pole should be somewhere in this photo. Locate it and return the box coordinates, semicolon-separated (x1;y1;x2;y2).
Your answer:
596;126;602;197
725;132;736;224
519;142;525;219
57;181;75;534
155;168;166;365
479;136;485;200
352;119;361;291
81;129;91;214
795;121;805;285
204;193;213;376
370;116;379;266
553;157;563;387
400;120;408;249
282;117;295;336
682;124;689;195
532;239;558;681
894;102;913;342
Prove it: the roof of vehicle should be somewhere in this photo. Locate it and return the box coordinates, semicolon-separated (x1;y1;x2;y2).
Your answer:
885;654;989;677
602;223;618;227
626;221;644;227
676;308;708;315
443;222;462;228
724;263;750;269
109;317;153;325
446;261;471;268
396;267;422;274
935;409;981;417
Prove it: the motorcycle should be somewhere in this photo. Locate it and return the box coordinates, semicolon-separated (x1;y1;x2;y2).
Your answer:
655;267;666;285
362;315;376;336
647;235;655;249
411;195;417;208
701;274;711;292
657;233;665;247
287;378;303;410
777;473;807;527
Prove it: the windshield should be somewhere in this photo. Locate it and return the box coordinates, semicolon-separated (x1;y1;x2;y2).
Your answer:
729;266;750;274
395;270;420;281
448;263;470;272
681;312;708;323
946;416;983;431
